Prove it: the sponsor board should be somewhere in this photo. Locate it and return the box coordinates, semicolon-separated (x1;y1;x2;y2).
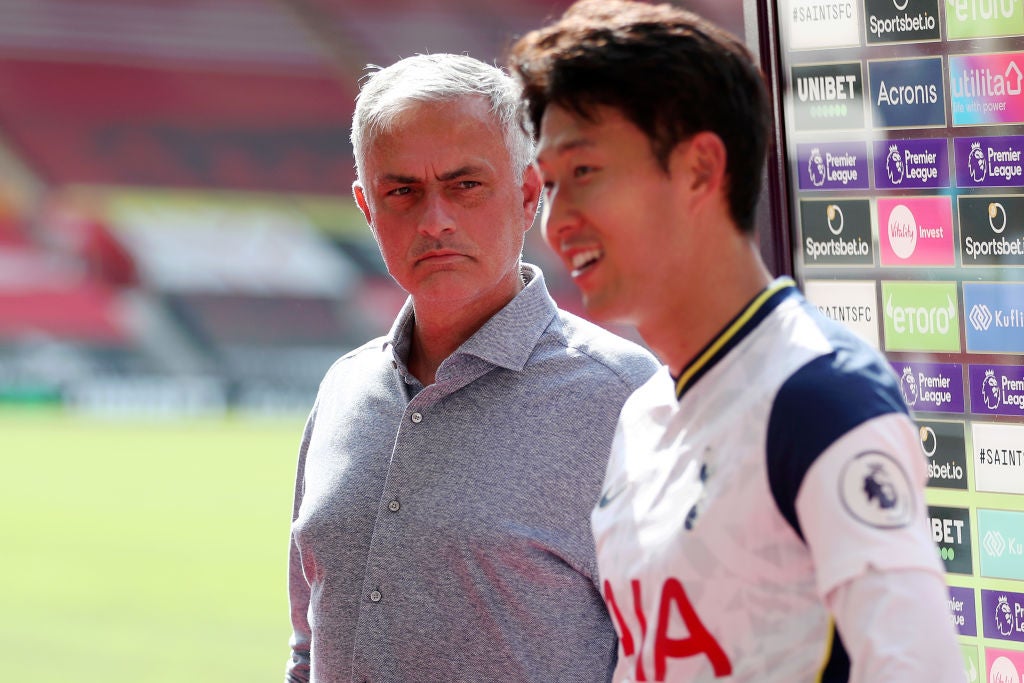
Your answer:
865;0;941;44
791;62;865;130
949;585;978;637
799;199;873;265
869;57;946;128
979;508;1024;581
917;419;968;489
797;141;870;190
961;645;979;683
970;365;1024;416
987;647;1024;683
803;279;879;347
958;195;1024;266
949;52;1024;126
873;138;950;189
928;505;973;574
894;362;965;414
881;281;961;352
877;196;955;266
954;136;1024;187
981;589;1024;643
964;283;1024;353
782;0;860;50
946;0;1024;40
972;421;1024;495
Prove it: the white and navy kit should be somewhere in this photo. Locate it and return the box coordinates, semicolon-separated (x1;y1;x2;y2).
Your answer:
593;278;959;682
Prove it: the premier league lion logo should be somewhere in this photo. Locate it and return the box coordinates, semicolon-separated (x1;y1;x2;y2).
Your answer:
996;595;1014;638
863;464;898;510
982;369;1001;411
808;147;826;187
885;144;904;185
968;142;987;183
900;367;918;407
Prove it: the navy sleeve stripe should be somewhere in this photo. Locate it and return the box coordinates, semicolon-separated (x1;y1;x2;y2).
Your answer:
766;317;908;541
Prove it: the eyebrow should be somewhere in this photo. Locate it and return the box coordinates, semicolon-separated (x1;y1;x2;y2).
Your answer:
379;164;488;185
536;137;596;164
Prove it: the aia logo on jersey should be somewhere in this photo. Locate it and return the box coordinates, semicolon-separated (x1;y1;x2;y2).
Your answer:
839;451;915;528
604;578;732;681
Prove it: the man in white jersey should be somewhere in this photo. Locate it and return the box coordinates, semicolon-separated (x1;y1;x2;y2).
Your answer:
509;1;966;681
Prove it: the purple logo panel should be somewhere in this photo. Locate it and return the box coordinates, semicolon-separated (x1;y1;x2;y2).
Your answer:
873;138;949;189
949;586;977;637
891;361;965;414
797;141;870;190
970;364;1024;417
954;136;1024;188
982;589;1024;643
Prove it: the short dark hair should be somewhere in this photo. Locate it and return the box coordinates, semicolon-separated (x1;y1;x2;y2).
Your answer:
508;0;771;233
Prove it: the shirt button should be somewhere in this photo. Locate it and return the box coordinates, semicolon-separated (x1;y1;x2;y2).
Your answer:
369;589;382;603
391;360;398;369
388;500;401;512
410;412;422;423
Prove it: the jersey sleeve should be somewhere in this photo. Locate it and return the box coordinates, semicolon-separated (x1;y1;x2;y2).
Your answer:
765;346;944;597
795;412;944;597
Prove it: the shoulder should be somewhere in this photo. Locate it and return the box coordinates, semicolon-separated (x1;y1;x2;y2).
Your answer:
540;309;660;392
766;319;909;538
319;335;390;382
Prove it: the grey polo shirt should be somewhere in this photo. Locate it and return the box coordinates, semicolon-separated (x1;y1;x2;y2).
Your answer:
287;264;658;683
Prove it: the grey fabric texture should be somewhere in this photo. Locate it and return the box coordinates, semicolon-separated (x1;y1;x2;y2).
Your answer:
286;264;659;683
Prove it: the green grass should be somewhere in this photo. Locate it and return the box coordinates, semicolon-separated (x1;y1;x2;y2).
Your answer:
0;409;306;682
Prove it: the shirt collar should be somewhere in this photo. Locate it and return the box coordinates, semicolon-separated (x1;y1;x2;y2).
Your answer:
383;263;557;373
673;276;798;400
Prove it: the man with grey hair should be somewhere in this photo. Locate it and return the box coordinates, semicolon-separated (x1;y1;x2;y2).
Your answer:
285;53;658;683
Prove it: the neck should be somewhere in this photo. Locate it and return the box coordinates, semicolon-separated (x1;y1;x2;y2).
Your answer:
406;274;525;385
638;237;772;378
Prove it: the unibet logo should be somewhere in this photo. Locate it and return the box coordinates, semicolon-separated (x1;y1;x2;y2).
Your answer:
882;281;961;351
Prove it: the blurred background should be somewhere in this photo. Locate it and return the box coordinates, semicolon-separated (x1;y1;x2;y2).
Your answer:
0;0;742;680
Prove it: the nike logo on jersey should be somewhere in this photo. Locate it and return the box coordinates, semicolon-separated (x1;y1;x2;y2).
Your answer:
598;484;626;508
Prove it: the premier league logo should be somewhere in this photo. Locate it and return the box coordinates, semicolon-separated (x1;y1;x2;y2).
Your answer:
900;367;918;407
808;147;826;187
839;451;913;528
885;144;904;184
996;595;1014;638
968;142;987;183
983;369;1001;411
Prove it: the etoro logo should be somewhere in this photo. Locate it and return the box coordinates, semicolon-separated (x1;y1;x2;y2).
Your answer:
882;281;960;351
969;304;993;331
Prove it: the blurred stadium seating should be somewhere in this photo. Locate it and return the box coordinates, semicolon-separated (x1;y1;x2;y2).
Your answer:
0;0;741;415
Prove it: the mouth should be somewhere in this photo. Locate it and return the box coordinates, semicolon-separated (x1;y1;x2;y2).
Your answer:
416;249;466;264
569;247;603;277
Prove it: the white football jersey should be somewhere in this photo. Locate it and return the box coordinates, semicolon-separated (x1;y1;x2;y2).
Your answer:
593;279;945;682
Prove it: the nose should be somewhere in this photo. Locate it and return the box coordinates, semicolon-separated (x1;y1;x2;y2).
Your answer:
418;191;457;238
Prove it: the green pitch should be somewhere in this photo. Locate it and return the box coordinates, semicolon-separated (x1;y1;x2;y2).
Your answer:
0;409;305;682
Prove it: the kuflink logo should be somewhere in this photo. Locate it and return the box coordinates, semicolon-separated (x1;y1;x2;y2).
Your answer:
963;283;1024;352
969;304;993;331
